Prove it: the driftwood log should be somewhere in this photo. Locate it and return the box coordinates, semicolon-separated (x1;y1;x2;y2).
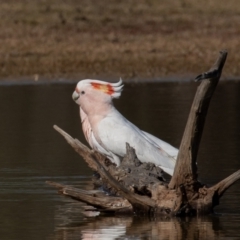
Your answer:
47;50;240;216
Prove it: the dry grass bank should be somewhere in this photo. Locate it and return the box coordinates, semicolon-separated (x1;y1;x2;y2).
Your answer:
1;0;240;81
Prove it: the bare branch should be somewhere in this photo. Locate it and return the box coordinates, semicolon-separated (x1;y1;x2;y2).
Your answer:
210;169;240;198
46;181;131;211
169;50;228;189
53;125;156;211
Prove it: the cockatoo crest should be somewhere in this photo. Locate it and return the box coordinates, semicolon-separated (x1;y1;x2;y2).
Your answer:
90;79;123;98
75;78;123;99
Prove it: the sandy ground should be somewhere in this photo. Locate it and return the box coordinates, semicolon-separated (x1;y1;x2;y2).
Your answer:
1;0;240;82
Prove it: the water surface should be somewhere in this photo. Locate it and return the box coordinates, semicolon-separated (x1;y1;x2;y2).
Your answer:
0;81;240;239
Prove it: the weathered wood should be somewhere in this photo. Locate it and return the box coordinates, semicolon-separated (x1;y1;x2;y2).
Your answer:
47;50;240;216
46;181;132;212
168;50;227;190
210;169;240;197
54;126;157;212
90;151;156;212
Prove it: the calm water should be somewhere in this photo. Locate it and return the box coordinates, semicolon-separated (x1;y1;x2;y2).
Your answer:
0;81;240;240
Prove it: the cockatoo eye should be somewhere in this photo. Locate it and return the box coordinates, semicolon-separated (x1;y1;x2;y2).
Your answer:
81;91;85;94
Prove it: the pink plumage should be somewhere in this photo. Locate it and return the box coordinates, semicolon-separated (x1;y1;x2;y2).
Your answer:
72;79;178;176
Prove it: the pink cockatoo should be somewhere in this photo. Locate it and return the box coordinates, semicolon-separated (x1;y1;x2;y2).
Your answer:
72;79;178;176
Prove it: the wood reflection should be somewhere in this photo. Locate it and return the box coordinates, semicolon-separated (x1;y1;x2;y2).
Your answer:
49;215;223;240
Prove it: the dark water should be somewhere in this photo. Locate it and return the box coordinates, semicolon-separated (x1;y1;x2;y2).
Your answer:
0;81;240;240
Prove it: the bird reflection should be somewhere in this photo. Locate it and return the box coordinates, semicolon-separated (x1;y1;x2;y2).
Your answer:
49;202;225;240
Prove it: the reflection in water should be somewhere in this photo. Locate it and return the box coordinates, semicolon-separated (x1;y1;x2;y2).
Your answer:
50;211;239;240
1;82;240;240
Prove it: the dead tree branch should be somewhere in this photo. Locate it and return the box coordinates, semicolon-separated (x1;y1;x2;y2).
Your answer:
54;125;156;212
210;169;240;198
169;50;228;189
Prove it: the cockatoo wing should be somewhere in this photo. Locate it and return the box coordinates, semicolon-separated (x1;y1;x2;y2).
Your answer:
141;131;178;160
81;107;176;175
94;110;175;175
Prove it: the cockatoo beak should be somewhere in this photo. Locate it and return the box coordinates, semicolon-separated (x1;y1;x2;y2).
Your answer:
72;91;80;101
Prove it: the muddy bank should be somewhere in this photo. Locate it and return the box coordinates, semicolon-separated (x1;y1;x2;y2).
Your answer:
1;0;240;82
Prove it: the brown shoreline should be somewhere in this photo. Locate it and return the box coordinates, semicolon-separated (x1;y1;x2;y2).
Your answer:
1;0;240;81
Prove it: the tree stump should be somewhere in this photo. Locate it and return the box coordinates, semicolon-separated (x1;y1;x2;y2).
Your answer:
47;50;240;216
